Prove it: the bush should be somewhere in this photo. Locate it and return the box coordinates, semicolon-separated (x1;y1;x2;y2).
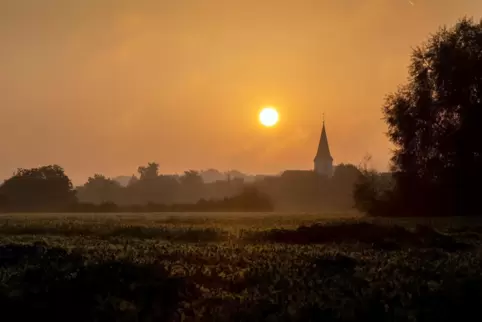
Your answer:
242;222;469;250
0;244;196;322
352;155;400;216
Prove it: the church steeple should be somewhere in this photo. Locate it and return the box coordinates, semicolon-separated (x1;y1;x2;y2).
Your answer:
314;115;333;176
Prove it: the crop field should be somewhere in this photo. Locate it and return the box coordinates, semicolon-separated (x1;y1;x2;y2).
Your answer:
1;212;482;321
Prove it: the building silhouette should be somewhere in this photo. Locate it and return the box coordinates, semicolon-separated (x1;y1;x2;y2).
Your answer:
314;117;333;177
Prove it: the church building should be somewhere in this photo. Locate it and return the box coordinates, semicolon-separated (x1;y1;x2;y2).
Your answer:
314;118;333;177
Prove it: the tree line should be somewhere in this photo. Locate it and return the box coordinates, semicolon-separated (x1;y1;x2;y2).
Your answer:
0;161;368;212
0;164;274;212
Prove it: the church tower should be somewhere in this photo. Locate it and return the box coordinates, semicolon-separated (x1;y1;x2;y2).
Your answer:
314;116;333;177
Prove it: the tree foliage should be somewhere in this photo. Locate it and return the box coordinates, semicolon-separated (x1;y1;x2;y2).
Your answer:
137;162;159;181
76;174;123;204
381;17;482;216
0;165;75;211
353;156;394;215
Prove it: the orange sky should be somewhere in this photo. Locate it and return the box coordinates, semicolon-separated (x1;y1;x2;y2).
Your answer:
1;0;481;184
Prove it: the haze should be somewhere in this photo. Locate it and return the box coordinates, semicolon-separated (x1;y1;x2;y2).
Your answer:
1;0;481;184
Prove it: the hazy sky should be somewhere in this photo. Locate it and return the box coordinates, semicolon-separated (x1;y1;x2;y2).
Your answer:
1;0;481;184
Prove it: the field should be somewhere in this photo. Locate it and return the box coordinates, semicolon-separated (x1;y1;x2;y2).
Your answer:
1;212;482;321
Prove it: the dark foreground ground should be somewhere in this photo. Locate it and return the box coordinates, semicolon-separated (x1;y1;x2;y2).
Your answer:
1;213;482;322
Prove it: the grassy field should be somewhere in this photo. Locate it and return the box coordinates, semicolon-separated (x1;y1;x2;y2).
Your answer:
1;212;482;321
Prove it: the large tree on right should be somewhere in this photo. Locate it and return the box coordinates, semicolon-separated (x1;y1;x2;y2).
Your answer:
384;18;482;216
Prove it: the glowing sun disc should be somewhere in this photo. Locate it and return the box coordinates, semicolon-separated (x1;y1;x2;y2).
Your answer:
259;107;279;127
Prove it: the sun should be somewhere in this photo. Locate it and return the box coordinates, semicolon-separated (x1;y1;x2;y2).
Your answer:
259;107;279;127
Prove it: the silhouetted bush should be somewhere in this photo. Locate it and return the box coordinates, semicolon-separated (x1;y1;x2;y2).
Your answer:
311;254;359;276
0;165;75;212
242;222;470;250
0;244;195;322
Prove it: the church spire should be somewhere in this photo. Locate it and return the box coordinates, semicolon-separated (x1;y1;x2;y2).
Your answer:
314;115;332;162
314;114;333;176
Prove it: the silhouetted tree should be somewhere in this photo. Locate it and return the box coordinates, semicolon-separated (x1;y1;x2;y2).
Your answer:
124;163;180;204
200;169;225;183
353;156;394;215
127;175;139;187
333;164;361;186
331;164;363;208
137;162;159;180
180;170;203;186
383;17;482;216
179;170;204;202
76;174;123;204
0;165;76;211
203;177;244;201
225;186;274;211
254;168;360;212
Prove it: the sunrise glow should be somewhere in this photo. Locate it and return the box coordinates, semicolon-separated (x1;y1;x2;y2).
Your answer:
259;107;279;127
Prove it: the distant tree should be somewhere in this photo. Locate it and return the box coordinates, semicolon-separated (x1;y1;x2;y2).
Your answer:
180;170;203;186
200;169;225;183
127;175;139;187
0;165;76;211
148;175;181;204
228;186;274;211
383;17;482;216
179;170;204;203
333;164;362;187
112;175;132;187
225;170;254;182
76;174;124;204
137;162;159;180
203;177;244;200
125;163;181;204
331;163;363;209
353;155;394;215
255;170;328;211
